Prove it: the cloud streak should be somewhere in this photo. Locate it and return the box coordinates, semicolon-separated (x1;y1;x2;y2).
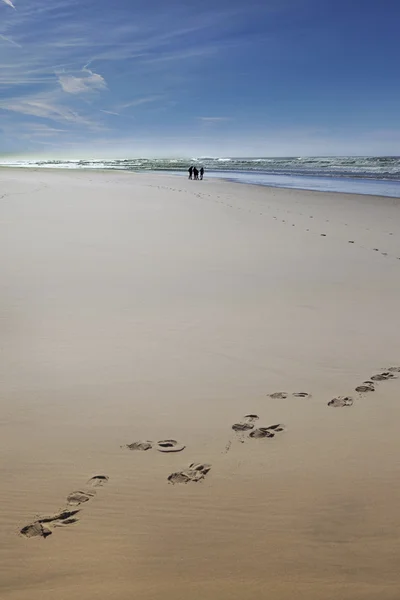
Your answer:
0;33;21;47
199;117;232;122
0;92;103;130
1;0;16;9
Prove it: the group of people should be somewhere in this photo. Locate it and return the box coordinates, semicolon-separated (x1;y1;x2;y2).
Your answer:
188;165;205;180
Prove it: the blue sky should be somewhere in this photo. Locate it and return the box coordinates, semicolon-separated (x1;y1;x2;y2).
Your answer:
0;0;399;157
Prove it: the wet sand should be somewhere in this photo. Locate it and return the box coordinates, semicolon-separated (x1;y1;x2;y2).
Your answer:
1;168;400;600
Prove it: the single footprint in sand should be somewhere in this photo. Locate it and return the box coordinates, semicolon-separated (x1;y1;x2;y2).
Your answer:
269;392;288;399
232;414;259;432
320;234;327;237
20;522;52;539
20;509;80;539
168;463;211;484
292;392;311;398
370;372;396;381
348;240;355;243
387;366;400;373
222;440;232;454
67;490;95;506
328;396;354;407
249;424;285;439
87;475;109;487
125;441;153;451
125;440;185;452
355;381;375;393
155;440;186;453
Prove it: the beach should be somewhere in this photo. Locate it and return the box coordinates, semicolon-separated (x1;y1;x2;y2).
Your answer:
1;168;400;600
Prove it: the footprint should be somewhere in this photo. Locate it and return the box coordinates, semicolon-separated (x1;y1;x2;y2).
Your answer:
21;509;80;539
168;463;211;484
155;440;185;453
320;234;326;237
373;248;379;252
38;509;80;525
387;366;400;372
269;392;288;399
125;441;153;451
348;240;355;244
355;381;375;393
231;414;259;431
243;414;259;422
222;440;232;454
232;422;254;432
20;522;52;539
249;428;274;439
249;424;285;438
87;475;109;487
370;372;396;381
292;392;311;398
328;396;353;407
67;490;95;506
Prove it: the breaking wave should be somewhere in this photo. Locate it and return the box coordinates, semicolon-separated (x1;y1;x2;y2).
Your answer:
1;156;400;180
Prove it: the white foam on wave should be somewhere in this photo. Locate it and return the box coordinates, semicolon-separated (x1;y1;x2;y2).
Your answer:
1;156;400;181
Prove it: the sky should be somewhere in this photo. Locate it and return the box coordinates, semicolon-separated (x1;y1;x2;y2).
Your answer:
0;0;399;158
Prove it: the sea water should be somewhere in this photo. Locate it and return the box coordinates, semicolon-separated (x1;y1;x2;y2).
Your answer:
1;156;400;198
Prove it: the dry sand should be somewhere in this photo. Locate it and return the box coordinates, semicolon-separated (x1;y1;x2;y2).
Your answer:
1;168;400;600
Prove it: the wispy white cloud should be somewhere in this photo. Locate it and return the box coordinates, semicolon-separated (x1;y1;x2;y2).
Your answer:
120;95;163;110
100;109;120;116
57;67;107;94
0;92;102;129
2;122;67;140
199;117;232;122
1;0;16;9
0;33;21;47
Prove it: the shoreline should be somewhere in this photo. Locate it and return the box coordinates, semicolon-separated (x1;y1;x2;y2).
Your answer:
2;164;400;200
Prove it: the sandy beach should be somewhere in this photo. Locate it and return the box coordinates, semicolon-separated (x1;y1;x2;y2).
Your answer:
1;168;400;600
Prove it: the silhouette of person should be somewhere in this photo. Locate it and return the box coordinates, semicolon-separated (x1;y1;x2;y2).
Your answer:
193;167;199;180
200;167;204;180
188;165;193;180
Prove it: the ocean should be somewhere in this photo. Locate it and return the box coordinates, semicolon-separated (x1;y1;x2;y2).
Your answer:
2;156;400;197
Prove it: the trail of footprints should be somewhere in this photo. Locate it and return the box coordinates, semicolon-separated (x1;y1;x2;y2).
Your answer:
157;184;400;261
20;476;109;539
327;366;399;408
20;366;400;539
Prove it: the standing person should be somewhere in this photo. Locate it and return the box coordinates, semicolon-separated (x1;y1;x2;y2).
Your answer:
188;165;193;180
193;166;199;180
199;167;204;180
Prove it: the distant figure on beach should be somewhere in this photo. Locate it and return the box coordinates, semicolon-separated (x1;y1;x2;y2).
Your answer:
193;167;199;180
188;165;193;180
200;167;204;180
